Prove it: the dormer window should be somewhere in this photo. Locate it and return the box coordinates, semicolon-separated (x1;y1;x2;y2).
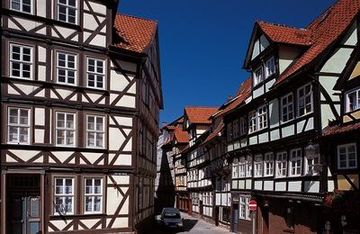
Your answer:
253;67;264;86
345;87;360;113
265;57;276;78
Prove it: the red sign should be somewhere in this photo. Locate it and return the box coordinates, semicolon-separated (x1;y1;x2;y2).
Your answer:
248;199;257;211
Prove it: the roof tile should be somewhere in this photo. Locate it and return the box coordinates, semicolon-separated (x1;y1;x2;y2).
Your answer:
185;107;218;125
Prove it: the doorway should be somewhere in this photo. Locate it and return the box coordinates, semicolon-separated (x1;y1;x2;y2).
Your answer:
6;174;41;234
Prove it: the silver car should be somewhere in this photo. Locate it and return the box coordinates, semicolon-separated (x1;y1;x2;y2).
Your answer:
156;208;184;229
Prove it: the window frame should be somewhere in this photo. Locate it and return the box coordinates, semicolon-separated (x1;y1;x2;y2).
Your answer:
53;177;75;215
254;154;263;178
337;143;358;170
57;0;78;24
257;105;268;130
281;93;294;123
265;56;276;78
253;66;264;86
276;152;287;178
297;83;313;117
264;152;274;177
83;177;104;214
7;106;31;144
86;114;105;149
86;57;106;89
10;0;33;14
248;111;257;133
55;111;76;147
9;43;33;80
245;156;252;178
345;87;360;113
239;196;251;221
56;51;77;85
289;148;303;177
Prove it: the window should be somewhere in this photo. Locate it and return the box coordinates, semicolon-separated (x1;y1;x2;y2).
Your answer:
220;207;231;223
239;157;246;178
57;52;76;85
257;105;268;130
297;83;313;116
227;123;233;141
233;119;239;139
289;149;302;176
253;67;264;86
232;159;239;179
248;111;257;133
86;115;105;148
10;44;32;79
239;117;247;136
276;152;287;178
8;107;30;144
345;88;360;113
10;0;32;13
281;93;294;122
56;112;76;146
337;143;357;169
245;156;252;177
264;153;274;176
254;155;263;177
239;196;251;220
84;178;103;214
57;0;77;24
87;58;105;89
265;57;276;78
54;178;74;215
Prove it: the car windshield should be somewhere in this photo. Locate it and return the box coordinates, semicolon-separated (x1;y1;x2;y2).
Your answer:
163;212;180;219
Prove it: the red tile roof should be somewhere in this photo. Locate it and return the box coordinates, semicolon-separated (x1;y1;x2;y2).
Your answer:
258;21;311;46
174;127;189;144
323;122;360;137
215;77;252;117
202;122;224;145
185;107;218;125
275;0;360;85
113;14;157;53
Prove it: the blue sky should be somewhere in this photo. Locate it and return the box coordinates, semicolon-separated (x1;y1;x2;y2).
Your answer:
118;0;335;124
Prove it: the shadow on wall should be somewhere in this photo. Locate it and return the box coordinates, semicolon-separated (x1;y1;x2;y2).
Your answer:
155;149;176;214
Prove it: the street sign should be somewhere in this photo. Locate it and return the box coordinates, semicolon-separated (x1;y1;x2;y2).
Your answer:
249;199;257;211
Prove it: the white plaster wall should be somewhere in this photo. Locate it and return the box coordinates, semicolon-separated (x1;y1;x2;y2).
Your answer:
320;48;353;73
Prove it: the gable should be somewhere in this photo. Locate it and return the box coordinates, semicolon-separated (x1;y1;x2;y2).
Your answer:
251;34;270;60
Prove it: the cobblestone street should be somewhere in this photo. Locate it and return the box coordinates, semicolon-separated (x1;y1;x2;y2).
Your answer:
142;212;230;234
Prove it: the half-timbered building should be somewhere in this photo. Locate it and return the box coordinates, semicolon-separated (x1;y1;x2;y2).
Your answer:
182;107;217;219
0;0;162;233
221;0;360;233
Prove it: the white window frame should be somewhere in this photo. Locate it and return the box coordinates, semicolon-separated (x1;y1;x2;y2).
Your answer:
297;83;313;117
10;43;33;79
264;152;274;177
10;0;33;14
56;112;76;147
245;156;252;177
239;157;246;178
248;111;257;133
232;159;239;179
276;152;287;178
86;115;105;149
337;143;358;170
254;155;263;178
56;52;77;85
345;87;360;113
253;66;264;86
84;177;103;214
265;56;276;78
57;0;78;24
289;148;303;177
281;93;294;123
87;58;106;89
7;107;31;144
239;196;251;220
257;105;268;130
54;177;75;215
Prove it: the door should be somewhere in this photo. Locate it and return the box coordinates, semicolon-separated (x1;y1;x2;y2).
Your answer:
215;206;219;226
9;197;41;234
199;200;203;216
232;203;239;233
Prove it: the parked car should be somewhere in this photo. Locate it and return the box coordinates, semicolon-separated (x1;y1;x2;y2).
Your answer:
156;208;184;230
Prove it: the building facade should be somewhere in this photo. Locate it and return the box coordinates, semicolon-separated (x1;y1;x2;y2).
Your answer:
0;0;162;233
